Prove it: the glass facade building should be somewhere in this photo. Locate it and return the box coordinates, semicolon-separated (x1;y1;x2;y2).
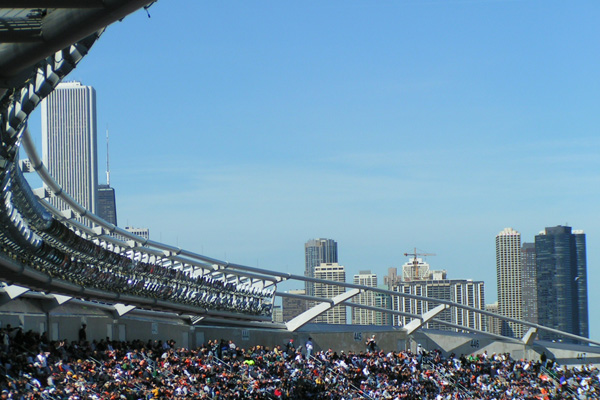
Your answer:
97;184;117;225
535;226;588;341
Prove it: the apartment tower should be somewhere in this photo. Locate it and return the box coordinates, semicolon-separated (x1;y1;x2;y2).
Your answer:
351;270;377;325
495;227;523;337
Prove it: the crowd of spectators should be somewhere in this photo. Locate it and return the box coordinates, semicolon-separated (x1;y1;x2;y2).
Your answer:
0;325;598;399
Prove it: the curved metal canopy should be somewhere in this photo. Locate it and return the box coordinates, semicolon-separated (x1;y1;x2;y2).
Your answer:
0;2;155;84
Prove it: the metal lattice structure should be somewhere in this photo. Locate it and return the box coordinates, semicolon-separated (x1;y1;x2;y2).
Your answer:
0;3;275;324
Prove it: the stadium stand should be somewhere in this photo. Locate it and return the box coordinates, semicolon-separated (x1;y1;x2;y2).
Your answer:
0;329;598;399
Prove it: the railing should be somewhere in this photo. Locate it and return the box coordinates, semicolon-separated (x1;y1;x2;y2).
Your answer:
139;351;200;395
21;373;62;400
541;365;579;398
88;356;102;366
421;357;476;399
210;354;233;372
309;354;375;400
0;160;274;317
445;374;476;399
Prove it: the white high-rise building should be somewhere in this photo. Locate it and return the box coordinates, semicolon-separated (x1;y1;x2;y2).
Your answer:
495;227;523;337
42;81;98;223
314;263;346;324
352;270;377;325
392;279;485;331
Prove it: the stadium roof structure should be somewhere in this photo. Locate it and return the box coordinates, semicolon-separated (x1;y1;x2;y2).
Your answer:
0;2;599;348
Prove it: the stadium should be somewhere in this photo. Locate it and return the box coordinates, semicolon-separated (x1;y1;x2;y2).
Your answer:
0;2;599;398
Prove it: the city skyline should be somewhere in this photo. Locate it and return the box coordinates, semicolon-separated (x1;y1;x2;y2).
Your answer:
23;1;600;340
34;90;595;336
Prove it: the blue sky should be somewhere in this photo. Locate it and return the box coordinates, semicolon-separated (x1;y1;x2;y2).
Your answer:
27;1;600;339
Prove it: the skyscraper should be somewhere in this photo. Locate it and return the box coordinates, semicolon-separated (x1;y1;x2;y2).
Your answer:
42;81;98;223
304;238;337;296
392;279;485;331
351;270;377;325
521;242;537;324
313;263;346;324
97;129;117;225
535;226;588;340
97;184;117;225
495;227;523;337
384;267;400;289
282;289;308;322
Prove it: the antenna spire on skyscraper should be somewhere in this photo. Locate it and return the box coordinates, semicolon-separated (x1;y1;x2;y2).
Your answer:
106;127;110;186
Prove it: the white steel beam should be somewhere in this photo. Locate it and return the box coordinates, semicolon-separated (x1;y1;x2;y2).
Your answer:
52;294;72;305
522;327;538;345
5;285;30;299
114;304;136;317
403;304;449;335
286;289;361;332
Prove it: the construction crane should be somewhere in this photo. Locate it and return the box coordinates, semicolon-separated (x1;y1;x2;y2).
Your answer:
403;248;436;280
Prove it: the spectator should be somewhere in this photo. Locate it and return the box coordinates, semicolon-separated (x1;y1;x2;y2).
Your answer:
0;329;9;353
305;337;314;358
541;350;547;365
287;339;297;355
78;323;87;343
365;335;376;352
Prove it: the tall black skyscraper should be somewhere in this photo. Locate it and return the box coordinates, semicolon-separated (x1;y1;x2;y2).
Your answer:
535;226;588;340
96;129;117;225
304;238;337;296
97;184;117;225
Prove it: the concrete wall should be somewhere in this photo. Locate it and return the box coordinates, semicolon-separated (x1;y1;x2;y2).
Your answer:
0;296;598;366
